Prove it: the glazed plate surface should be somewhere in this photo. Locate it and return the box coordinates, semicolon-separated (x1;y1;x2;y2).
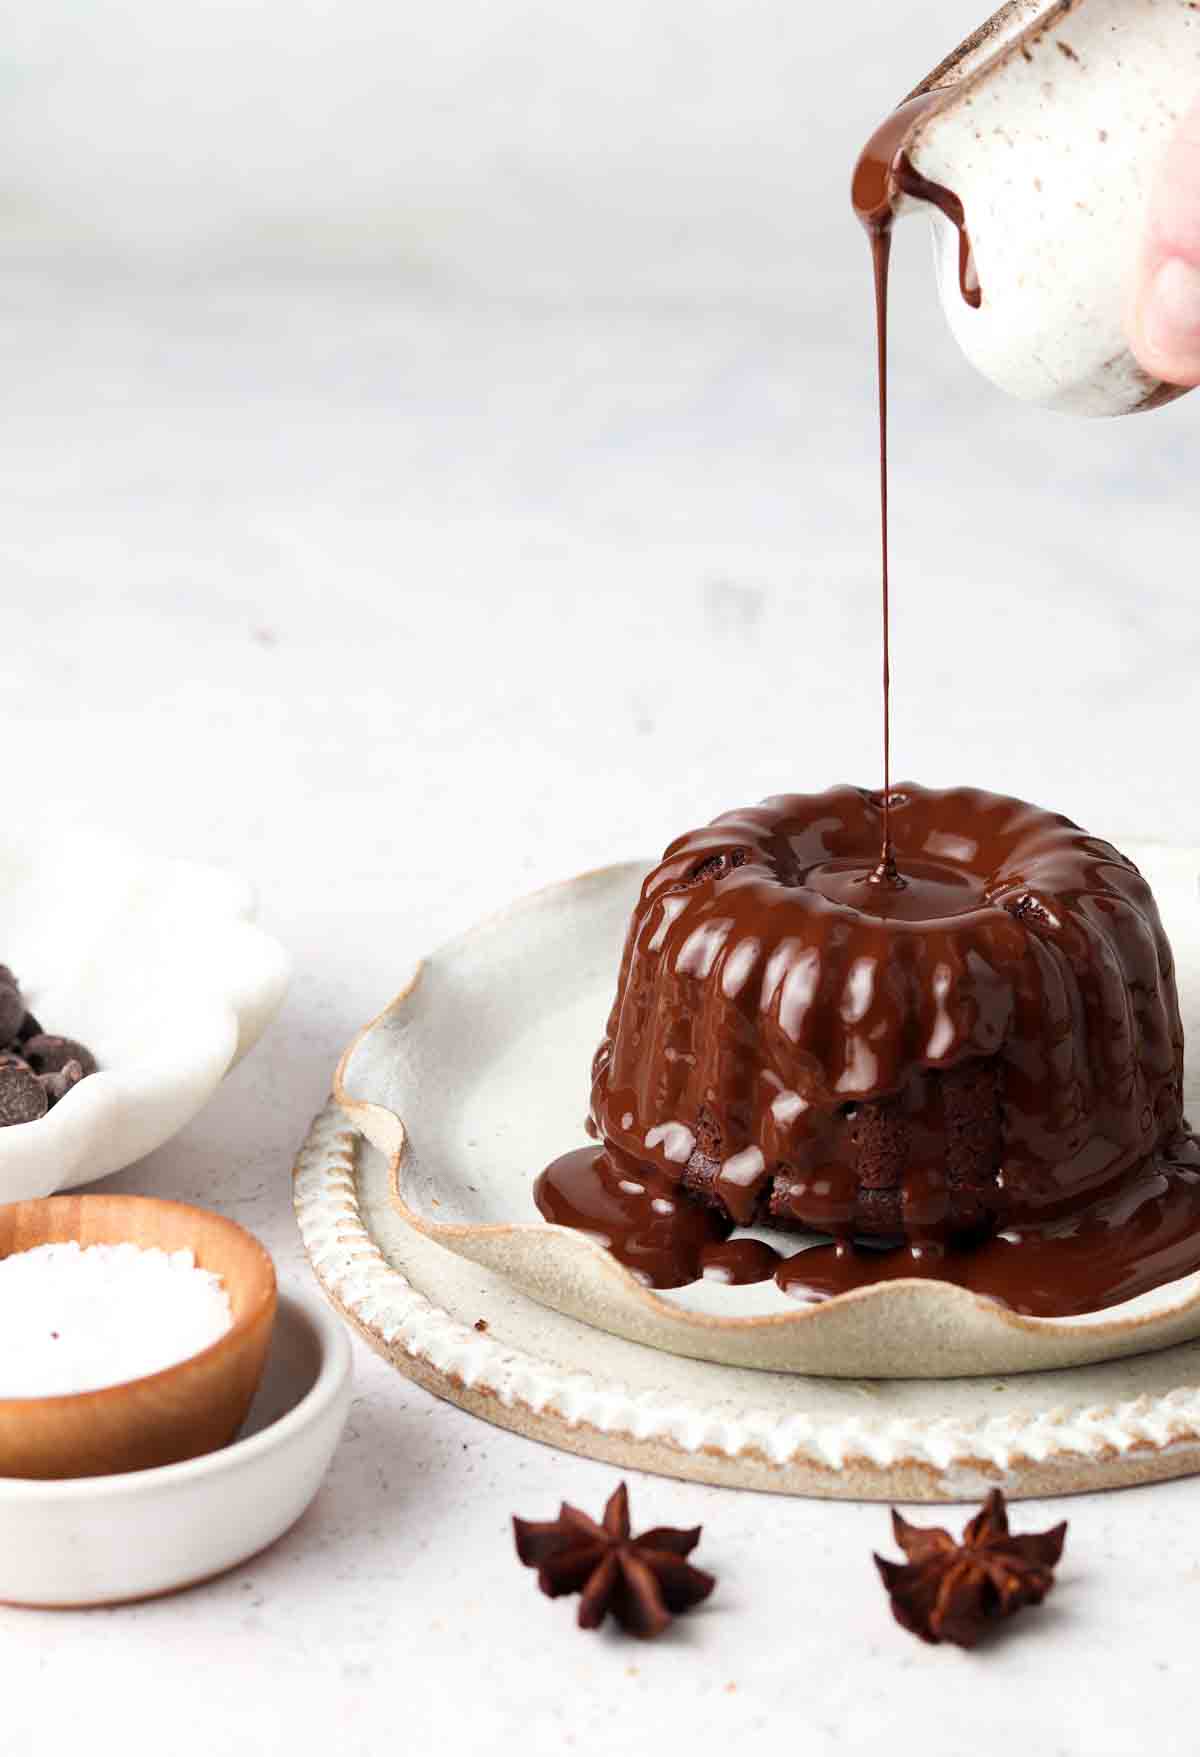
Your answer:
334;848;1200;1379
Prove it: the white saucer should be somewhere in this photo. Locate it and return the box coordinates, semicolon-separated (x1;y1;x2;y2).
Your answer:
334;847;1200;1379
0;1290;351;1607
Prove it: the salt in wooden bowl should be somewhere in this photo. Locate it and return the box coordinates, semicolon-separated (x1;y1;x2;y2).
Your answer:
0;1195;277;1480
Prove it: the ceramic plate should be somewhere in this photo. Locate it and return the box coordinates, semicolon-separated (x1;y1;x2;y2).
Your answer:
297;1103;1200;1501
335;846;1200;1379
0;822;289;1199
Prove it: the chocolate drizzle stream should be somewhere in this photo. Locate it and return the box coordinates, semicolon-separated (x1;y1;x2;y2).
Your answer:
531;99;1200;1321
851;89;982;880
868;214;897;886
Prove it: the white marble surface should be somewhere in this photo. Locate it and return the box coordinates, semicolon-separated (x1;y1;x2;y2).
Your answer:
0;0;1197;1748
0;262;1188;1757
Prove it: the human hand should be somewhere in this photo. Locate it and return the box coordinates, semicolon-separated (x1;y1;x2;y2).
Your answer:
1128;97;1200;388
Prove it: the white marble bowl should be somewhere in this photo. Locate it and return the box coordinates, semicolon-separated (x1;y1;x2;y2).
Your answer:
335;847;1200;1379
0;822;289;1199
0;1289;351;1607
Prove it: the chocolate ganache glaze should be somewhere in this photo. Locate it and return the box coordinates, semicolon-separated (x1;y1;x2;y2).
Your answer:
536;786;1200;1316
534;92;1200;1315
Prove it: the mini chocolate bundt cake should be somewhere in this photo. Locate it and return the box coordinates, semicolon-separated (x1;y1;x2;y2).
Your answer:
587;784;1186;1248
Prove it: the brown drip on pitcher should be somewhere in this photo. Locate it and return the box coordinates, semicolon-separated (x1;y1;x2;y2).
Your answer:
894;156;982;309
851;88;983;303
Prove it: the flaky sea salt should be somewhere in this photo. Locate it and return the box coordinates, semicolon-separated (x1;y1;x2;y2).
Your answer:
0;1241;233;1397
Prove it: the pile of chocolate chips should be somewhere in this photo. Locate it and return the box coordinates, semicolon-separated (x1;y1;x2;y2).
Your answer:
0;966;97;1126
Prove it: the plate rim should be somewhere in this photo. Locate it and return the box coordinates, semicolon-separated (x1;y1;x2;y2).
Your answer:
332;856;1200;1370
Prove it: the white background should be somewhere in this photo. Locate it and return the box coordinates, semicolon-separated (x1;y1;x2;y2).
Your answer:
1;1;1197;1752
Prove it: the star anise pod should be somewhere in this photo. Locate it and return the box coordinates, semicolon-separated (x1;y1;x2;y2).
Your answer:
875;1489;1067;1649
513;1482;715;1638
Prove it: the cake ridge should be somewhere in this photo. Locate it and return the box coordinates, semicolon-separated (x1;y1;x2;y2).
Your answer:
589;782;1187;1245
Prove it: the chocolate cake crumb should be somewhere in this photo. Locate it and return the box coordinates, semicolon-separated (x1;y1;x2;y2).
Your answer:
680;848;748;890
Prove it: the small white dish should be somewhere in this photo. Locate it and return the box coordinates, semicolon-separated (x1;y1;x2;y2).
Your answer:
0;821;289;1199
0;1289;351;1607
335;845;1200;1379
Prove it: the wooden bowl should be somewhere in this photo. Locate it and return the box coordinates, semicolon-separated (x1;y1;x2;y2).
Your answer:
0;1195;277;1480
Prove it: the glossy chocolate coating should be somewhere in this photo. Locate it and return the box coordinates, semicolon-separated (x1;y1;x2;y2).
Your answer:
536;1145;1200;1319
588;783;1185;1229
536;787;1199;1316
775;1147;1200;1317
531;97;1198;1319
535;1145;731;1289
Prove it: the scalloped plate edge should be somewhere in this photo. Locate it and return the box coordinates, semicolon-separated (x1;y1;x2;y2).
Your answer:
333;858;1200;1379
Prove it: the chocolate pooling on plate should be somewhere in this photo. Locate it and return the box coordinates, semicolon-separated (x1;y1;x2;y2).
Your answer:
537;785;1200;1318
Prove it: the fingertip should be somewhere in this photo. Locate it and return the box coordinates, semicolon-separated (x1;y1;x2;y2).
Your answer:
1130;255;1200;388
1130;97;1200;387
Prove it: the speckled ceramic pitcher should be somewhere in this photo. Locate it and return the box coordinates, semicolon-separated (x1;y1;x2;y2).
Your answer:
896;0;1199;415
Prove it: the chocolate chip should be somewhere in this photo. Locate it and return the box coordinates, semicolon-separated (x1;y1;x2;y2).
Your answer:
0;1065;48;1126
0;983;25;1046
23;1035;97;1078
40;1060;84;1105
16;1012;42;1044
